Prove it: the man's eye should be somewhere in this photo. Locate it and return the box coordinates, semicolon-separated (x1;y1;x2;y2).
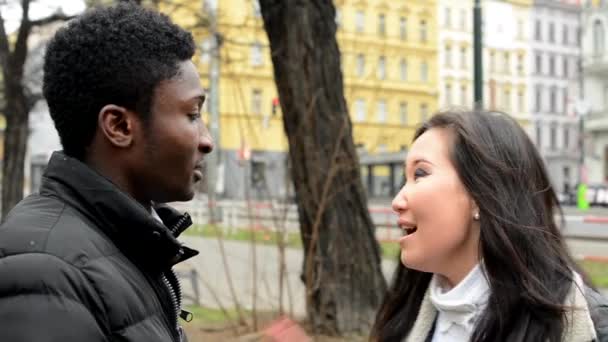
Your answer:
188;113;201;121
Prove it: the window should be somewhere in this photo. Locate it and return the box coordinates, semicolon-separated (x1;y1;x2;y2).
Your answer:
445;45;452;67
535;85;543;112
355;10;365;33
460;9;466;31
518;91;524;112
356;54;365;77
252;89;262;115
378;14;386;36
377;100;387;123
535;53;542;74
548;22;555;43
517;55;523;75
420;20;427;43
504;53;510;74
563;88;569;114
536;122;542;147
445;7;451;28
517;20;524;39
594;20;605;56
460;47;467;69
445;84;452;106
563;24;568;45
549;55;555;76
535;20;542;41
420;61;428;82
550;87;557;113
563;57;569;78
251;161;266;188
400;58;407;81
251;42;263;66
503;89;511;111
420;103;428;122
354;99;366;122
377;56;386;80
564;126;570;149
400;17;407;40
400;102;408;125
550;124;557;149
461;85;467;106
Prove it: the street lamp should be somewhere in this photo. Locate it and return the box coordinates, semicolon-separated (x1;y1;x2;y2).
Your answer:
575;99;590;185
473;0;483;110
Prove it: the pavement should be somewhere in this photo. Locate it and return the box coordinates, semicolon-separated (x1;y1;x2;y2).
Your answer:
176;235;608;318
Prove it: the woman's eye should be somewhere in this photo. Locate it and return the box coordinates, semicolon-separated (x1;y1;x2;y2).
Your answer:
413;168;428;180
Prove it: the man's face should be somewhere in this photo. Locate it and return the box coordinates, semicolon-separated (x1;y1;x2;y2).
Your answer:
132;60;213;203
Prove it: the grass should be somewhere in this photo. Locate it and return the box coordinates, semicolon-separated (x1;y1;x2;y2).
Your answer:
184;225;608;288
184;305;241;324
580;260;608;288
184;224;303;249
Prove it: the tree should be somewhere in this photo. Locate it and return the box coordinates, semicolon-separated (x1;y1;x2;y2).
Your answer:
0;0;73;218
259;0;387;335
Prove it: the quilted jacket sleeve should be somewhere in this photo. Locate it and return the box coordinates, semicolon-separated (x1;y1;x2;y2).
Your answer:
0;252;108;342
586;286;608;342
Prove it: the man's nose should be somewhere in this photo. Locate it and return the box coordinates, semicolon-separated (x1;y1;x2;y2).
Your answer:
199;129;214;154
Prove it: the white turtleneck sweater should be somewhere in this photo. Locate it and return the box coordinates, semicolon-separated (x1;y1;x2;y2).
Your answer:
429;264;490;342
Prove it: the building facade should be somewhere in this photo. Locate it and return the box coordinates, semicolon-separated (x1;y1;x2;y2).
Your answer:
581;0;608;184
531;0;581;194
178;0;439;200
438;0;474;109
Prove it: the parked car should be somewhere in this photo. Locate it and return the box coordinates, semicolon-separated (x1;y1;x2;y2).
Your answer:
558;183;608;207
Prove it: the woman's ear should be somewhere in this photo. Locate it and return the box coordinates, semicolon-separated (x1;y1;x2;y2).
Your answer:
98;105;135;148
472;201;480;221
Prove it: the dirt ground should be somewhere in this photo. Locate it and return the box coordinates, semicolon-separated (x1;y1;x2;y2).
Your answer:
183;319;366;342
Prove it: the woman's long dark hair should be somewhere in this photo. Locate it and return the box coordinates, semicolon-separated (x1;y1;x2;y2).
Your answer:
371;111;587;342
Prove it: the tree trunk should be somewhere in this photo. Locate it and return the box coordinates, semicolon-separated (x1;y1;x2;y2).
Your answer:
259;0;387;335
2;82;28;218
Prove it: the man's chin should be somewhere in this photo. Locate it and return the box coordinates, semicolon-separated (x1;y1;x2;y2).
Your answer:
157;188;196;203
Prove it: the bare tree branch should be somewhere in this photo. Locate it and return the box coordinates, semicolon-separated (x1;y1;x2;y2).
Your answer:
30;13;76;27
0;6;11;73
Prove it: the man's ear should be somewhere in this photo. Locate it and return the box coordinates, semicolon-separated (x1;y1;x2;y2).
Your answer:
98;105;136;148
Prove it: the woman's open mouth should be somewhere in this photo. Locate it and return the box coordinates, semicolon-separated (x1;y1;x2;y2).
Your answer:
399;223;418;236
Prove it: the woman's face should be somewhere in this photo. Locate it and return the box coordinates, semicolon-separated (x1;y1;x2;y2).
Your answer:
391;128;480;286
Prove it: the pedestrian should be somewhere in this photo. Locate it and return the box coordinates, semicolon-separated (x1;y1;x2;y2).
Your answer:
371;111;607;341
0;3;212;341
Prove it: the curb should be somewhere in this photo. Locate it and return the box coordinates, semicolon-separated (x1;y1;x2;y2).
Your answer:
575;255;608;263
583;216;608;224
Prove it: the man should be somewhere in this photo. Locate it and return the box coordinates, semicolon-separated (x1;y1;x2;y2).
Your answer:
0;3;212;341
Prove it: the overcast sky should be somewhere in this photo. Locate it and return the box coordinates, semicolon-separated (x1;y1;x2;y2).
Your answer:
1;0;85;33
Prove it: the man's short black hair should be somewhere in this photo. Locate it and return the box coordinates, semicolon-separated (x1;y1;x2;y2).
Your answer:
43;2;196;159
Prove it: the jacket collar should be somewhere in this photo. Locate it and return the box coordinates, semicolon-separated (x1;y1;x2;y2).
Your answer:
405;272;597;342
40;151;199;270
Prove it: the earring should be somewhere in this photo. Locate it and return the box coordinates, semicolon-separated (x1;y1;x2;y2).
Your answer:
474;212;480;220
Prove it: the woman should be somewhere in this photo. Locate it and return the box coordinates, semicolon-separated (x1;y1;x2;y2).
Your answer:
371;111;608;341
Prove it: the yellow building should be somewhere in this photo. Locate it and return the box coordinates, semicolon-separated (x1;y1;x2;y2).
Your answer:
165;0;438;199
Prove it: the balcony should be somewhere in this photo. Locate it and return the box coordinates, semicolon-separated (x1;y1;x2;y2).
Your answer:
583;54;608;77
585;110;608;132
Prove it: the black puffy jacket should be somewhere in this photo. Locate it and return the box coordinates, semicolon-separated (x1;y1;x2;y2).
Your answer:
0;151;198;341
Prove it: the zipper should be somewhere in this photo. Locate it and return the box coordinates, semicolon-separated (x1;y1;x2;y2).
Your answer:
162;271;181;333
160;213;193;338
